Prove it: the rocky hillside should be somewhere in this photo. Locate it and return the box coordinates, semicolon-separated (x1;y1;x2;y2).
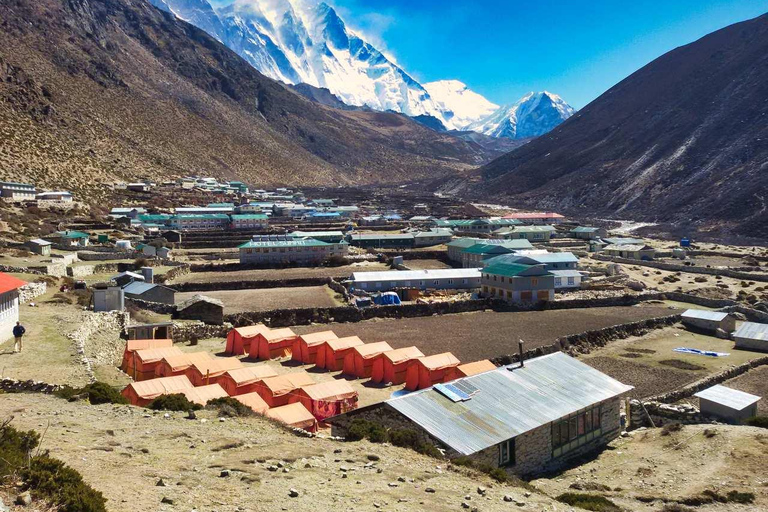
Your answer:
0;0;494;193
470;14;768;240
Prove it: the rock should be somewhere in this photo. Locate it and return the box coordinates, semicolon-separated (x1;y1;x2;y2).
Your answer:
220;470;231;478
715;328;729;339
477;486;486;495
140;448;150;454
626;280;647;291
219;417;226;422
503;495;514;502
366;454;380;461
397;476;406;482
156;478;167;487
341;473;348;479
163;413;170;419
339;466;349;472
15;492;32;507
461;503;470;509
267;465;278;472
161;497;174;505
186;410;196;420
388;482;398;488
333;448;342;454
288;489;299;498
425;487;436;493
620;431;629;437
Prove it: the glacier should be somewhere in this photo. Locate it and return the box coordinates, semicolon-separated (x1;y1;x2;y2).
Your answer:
150;0;574;139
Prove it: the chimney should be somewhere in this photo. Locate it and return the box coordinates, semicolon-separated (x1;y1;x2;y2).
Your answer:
518;339;525;368
141;266;154;284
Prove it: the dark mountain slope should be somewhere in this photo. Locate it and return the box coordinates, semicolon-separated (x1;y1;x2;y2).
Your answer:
472;14;768;239
0;0;490;193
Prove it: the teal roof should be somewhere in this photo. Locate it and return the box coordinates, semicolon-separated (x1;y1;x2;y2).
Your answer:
571;226;600;233
239;239;342;249
207;202;235;208
138;214;172;222
56;230;89;239
482;263;536;278
463;244;513;255
175;214;230;220
231;214;268;220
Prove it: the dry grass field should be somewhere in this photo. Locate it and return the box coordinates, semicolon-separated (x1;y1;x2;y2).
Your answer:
175;286;344;314
171;262;389;284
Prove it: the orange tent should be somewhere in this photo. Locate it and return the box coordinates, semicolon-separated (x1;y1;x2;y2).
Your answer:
291;380;359;421
121;339;173;373
128;347;183;381
154;352;212;378
179;383;228;406
254;372;314;408
449;360;496;381
234;392;270;415
185;357;244;387
370;346;425;385
342;341;394;378
315;336;364;371
218;366;279;396
291;330;338;364
121;375;194;406
405;352;461;391
225;324;270;356
250;328;299;361
265;403;318;433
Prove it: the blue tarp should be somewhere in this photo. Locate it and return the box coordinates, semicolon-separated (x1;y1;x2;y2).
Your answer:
373;292;401;306
674;347;729;357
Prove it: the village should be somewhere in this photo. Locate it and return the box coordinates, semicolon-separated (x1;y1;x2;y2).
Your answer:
1;177;767;511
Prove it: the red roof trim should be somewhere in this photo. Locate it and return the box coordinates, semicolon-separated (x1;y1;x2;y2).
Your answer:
0;272;28;295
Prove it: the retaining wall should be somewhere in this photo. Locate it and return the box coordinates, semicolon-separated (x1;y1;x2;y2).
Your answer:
0;378;62;394
592;254;768;282
125;297;176;315
18;282;47;303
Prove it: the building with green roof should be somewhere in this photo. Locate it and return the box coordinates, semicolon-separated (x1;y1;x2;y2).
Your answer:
460;240;534;268
494;225;557;242
481;262;554;303
239;238;348;265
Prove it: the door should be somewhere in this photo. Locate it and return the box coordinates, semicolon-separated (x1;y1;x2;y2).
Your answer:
537;290;550;301
520;291;533;302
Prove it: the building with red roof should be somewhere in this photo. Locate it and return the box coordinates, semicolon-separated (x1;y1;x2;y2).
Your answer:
0;272;27;342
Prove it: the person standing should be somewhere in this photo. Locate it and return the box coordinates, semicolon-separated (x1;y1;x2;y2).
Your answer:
13;321;25;353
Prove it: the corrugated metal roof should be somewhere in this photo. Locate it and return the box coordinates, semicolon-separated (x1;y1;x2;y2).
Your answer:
387;352;633;455
681;309;730;322
351;268;481;283
550;270;584;278
123;281;160;295
571;226;599;233
733;321;768;342
694;385;761;410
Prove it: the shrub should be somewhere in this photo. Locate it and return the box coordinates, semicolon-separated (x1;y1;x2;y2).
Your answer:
555;493;622;512
680;489;755;506
660;422;683;436
346;419;387;443
206;397;254;417
54;382;128;405
745;416;768;429
487;467;508;483
389;429;418;448
147;394;201;412
1;423;106;512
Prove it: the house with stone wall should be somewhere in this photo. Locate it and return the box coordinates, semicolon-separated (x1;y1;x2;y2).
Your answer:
328;352;632;476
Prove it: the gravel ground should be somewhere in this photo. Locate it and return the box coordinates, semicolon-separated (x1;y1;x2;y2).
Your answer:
292;305;679;363
172;262;389;284
583;356;699;398
175;286;343;314
721;365;768;416
403;259;453;270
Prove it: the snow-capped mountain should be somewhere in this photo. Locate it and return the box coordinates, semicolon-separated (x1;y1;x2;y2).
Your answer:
423;80;499;130
467;92;575;139
150;0;574;138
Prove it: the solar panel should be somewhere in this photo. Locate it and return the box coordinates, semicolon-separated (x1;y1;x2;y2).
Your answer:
434;383;471;402
453;380;479;396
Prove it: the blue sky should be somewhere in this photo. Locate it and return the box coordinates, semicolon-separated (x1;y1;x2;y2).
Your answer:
211;0;768;108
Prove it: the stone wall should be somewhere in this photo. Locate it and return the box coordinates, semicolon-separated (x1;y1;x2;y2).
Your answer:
77;250;140;261
0;264;45;275
592;254;768;282
68;311;130;381
725;304;768;323
18;282;46;304
628;400;703;429
172;277;335;292
0;377;62;394
125;297;176;315
171;321;233;342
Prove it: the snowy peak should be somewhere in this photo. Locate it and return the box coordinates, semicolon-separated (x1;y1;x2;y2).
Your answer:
423;80;499;130
467;91;575;139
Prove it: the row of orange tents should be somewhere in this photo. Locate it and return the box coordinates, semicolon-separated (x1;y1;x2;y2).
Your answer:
119;339;360;431
226;324;496;391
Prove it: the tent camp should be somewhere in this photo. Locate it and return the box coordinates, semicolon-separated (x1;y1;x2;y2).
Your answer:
218;366;279;396
449;360;496;380
315;336;364;371
120;339;173;373
291;380;359;421
225;324;270;355
265;403;318;432
254;372;315;408
121;375;194;406
250;328;299;360
154;352;212;378
291;330;339;364
179;383;228;406
185;357;244;387
342;341;394;378
127;346;183;381
234;392;270;415
405;352;461;391
370;346;425;385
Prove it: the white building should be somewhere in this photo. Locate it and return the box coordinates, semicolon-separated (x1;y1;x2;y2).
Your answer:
0;182;36;201
239;239;348;265
350;268;481;292
0;273;26;342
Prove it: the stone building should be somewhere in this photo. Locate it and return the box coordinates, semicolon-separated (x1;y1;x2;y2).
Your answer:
175;295;224;325
329;352;632;476
480;262;555;302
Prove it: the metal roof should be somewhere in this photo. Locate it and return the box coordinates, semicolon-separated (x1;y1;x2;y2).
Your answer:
481;262;536;278
123;281;161;295
352;268;481;283
603;244;653;252
694;385;761;411
526;252;579;264
681;309;730;322
387;352;633;455
733;321;768;342
571;226;600;233
239;239;334;248
348;233;415;240
550;270;584;278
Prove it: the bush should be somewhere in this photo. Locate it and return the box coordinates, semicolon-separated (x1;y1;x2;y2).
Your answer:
346;419;387;443
389;429;418;448
54;382;128;405
745;416;768;429
1;423;106;512
680;489;755;506
147;394;201;412
487;467;508;483
206;397;254;417
660;422;683;436
555;493;621;512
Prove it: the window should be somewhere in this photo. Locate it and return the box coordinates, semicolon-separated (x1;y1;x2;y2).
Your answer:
499;438;515;466
531;278;538;286
554;277;562;286
447;279;454;285
551;404;602;458
567;277;575;286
